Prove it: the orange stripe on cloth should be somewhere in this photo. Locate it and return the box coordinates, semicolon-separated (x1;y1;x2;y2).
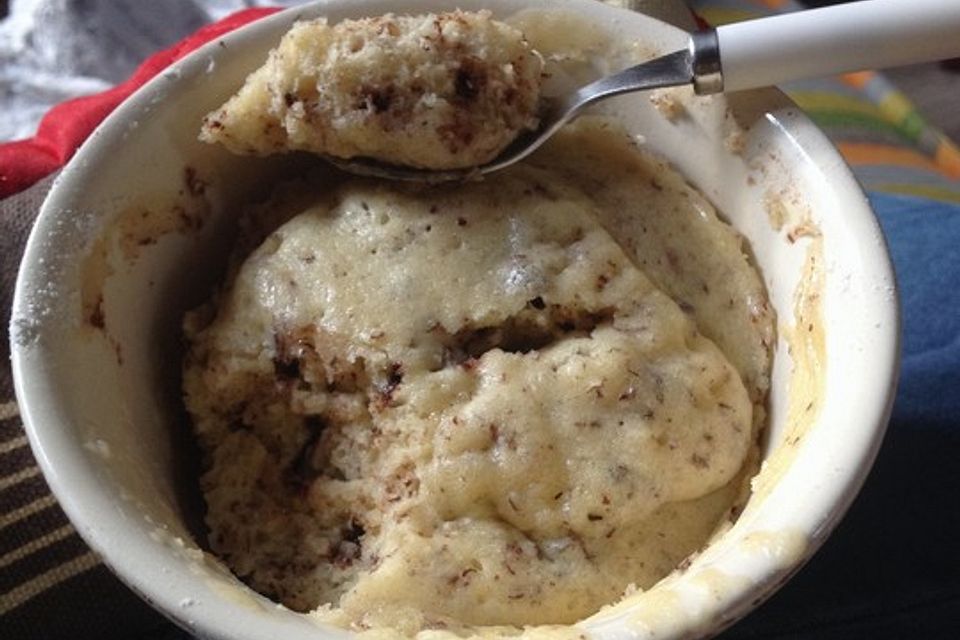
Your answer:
841;71;876;90
935;141;960;180
837;142;949;175
694;8;758;25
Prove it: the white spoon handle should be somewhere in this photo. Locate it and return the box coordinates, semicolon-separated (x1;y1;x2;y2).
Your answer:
716;0;960;92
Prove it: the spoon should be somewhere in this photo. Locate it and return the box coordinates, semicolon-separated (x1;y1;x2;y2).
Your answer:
328;0;960;183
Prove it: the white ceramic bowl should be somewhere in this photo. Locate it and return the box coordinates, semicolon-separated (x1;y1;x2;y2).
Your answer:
10;1;899;638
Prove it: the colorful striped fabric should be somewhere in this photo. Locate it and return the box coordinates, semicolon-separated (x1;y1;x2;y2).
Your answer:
692;0;960;203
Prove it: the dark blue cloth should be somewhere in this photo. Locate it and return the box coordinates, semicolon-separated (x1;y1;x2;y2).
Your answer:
875;194;960;428
723;193;960;638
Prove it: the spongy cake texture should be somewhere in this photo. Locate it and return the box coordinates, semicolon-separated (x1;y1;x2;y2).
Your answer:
183;123;774;635
200;11;543;169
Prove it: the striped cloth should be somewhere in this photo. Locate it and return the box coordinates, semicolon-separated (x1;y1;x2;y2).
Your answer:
0;397;100;618
0;176;176;639
692;0;960;202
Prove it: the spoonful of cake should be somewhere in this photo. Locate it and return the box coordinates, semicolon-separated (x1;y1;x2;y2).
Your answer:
201;0;960;183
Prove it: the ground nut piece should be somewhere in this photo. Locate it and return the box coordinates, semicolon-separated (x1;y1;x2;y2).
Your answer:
200;11;543;169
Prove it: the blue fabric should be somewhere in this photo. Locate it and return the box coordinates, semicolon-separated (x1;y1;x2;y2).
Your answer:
873;193;960;427
721;193;960;638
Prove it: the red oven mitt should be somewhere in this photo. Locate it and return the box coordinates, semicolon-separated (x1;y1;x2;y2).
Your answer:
0;7;280;200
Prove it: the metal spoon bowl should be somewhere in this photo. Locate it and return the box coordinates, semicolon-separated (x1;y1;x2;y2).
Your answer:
324;34;715;183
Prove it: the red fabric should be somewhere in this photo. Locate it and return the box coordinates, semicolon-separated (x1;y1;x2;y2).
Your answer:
0;7;281;199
